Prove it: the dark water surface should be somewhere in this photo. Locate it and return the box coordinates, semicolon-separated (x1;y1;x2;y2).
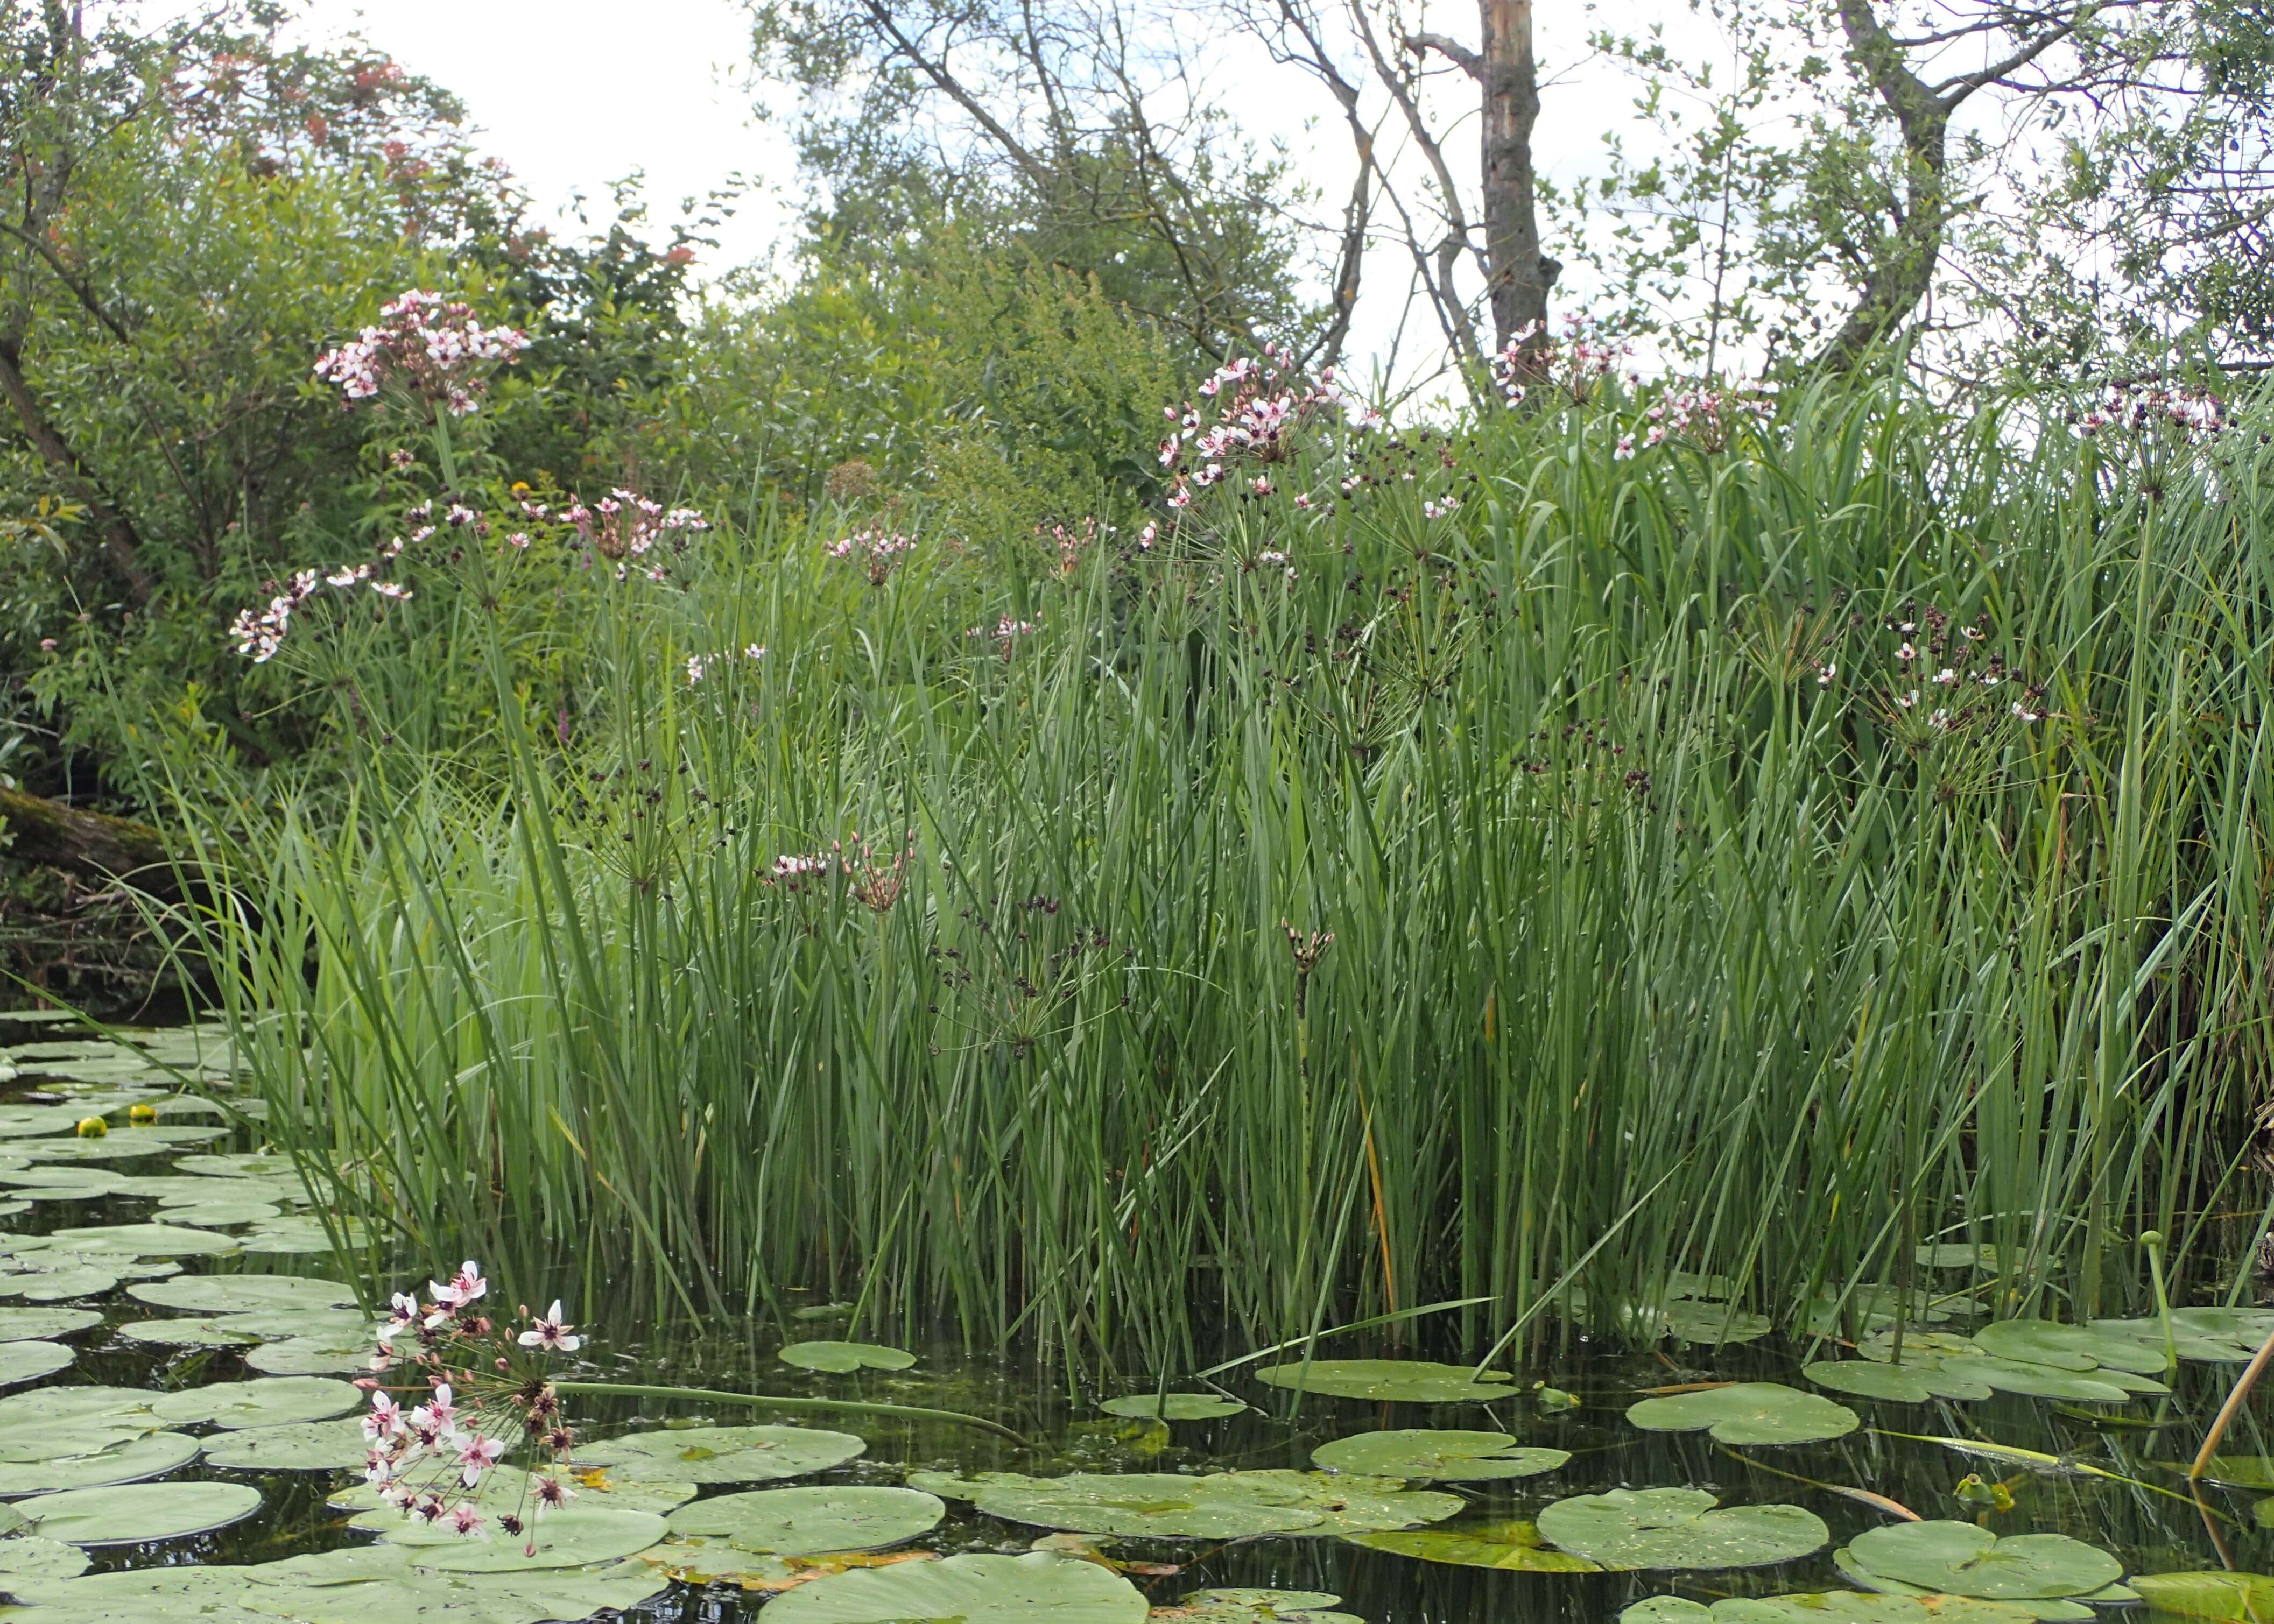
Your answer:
4;1015;2269;1622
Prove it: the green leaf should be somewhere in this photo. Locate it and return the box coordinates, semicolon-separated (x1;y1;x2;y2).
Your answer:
578;1423;865;1484
911;1468;1460;1538
2130;1571;2274;1621
0;1533;90;1585
19;1480;264;1544
149;1377;361;1430
116;1314;263;1348
1536;1488;1829;1570
1960;1358;2140;1403
1098;1393;1244;1421
1803;1361;1992;1403
243;1333;372;1375
1969;1321;2164;1374
1252;1359;1516;1403
663;1485;944;1554
758;1551;1150;1622
1625;1383;1859;1445
1623;1601;1715;1624
1664;1301;1774;1347
1311;1429;1569;1481
0;1340;72;1387
202;1417;370;1471
1844;1522;2121;1601
0;1264;118;1302
41;1223;238;1257
0;1430;199;1496
776;1340;917;1373
0;1307;100;1343
1347;1517;1603;1572
1158;1588;1363;1622
1711;1595;2047;1622
381;1506;668;1571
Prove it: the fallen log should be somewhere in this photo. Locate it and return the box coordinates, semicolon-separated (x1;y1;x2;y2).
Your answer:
0;785;182;901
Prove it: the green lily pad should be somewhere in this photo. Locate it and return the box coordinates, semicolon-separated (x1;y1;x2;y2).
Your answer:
116;1314;264;1348
2130;1572;2274;1621
381;1505;668;1570
664;1485;945;1554
914;1467;1460;1539
1961;1358;2141;1402
1623;1600;1715;1624
2091;1311;2271;1365
234;1216;376;1253
18;1479;263;1544
150;1377;361;1430
1845;1522;2121;1601
128;1273;355;1315
0;1106;80;1138
1311;1429;1569;1481
0;1385;158;1432
1857;1331;1982;1364
759;1551;1149;1623
0;1307;98;1343
43;1221;237;1256
1665;1301;1775;1346
1829;1551;2115;1622
777;1340;917;1373
0;1169;131;1199
1347;1517;1603;1572
0;1406;165;1466
1253;1360;1516;1403
172;1152;301;1178
244;1333;372;1375
1536;1488;1829;1571
201;1417;372;1472
578;1424;866;1484
338;1464;699;1528
1804;1360;1993;1404
1711;1597;2046;1622
0;1341;72;1386
1160;1589;1362;1623
0;1532;89;1584
0;1429;200;1497
0;1264;118;1302
1626;1383;1859;1445
1969;1321;2164;1374
1099;1393;1244;1421
165;1200;285;1228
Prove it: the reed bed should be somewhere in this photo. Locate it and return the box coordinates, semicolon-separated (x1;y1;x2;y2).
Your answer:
179;378;2274;1371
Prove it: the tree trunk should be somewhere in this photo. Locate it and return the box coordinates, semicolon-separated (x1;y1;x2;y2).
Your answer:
0;785;179;899
1479;0;1557;355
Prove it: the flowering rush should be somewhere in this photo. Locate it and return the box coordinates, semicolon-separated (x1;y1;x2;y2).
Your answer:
358;1260;583;1555
1159;348;1347;509
313;290;529;416
828;525;917;585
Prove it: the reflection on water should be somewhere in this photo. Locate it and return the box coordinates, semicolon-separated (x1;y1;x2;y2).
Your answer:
3;1018;2269;1622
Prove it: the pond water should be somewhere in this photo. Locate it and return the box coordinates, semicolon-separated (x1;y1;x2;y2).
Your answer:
3;1012;2271;1623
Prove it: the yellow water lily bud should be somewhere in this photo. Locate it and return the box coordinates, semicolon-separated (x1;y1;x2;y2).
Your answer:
74;1116;108;1138
128;1103;158;1124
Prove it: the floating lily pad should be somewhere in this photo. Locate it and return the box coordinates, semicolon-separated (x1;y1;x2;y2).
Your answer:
1253;1360;1516;1403
1961;1358;2141;1403
579;1424;866;1484
164;1200;285;1228
0;1385;158;1432
235;1215;376;1253
381;1504;668;1570
0;1307;98;1343
117;1314;265;1348
1969;1321;2163;1374
776;1340;917;1374
1833;1549;2108;1621
1348;1517;1603;1572
1845;1522;2122;1601
1804;1360;1993;1404
1710;1596;2045;1622
1804;1293;1958;1337
18;1480;263;1544
200;1417;372;1472
760;1550;1149;1623
1665;1301;1775;1346
0;1341;72;1386
912;1468;1459;1539
150;1377;361;1430
665;1486;945;1555
128;1273;357;1316
1536;1488;1829;1571
1312;1429;1569;1482
0;1430;200;1498
0;1168;131;1199
1626;1384;1859;1446
0;1532;89;1584
1857;1331;1982;1364
1099;1393;1244;1421
1161;1588;1363;1623
2130;1572;2274;1621
43;1221;237;1256
2092;1311;2270;1365
0;1265;118;1302
244;1332;371;1375
1623;1600;1715;1623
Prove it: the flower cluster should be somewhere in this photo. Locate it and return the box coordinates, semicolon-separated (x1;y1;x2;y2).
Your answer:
1160;349;1346;509
1624;383;1774;456
966;617;1040;659
553;490;708;581
685;644;766;685
1039;518;1104;581
1873;603;2047;732
1493;317;1632;406
229;563;411;663
313;290;528;416
358;1261;582;1556
828;525;917;585
2075;379;2225;441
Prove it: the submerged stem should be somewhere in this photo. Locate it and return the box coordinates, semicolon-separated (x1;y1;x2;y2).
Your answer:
554;1380;1031;1449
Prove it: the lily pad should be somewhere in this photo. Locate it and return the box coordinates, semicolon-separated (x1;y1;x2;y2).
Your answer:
921;1467;1458;1540
579;1424;866;1484
18;1479;263;1544
1961;1358;2141;1403
202;1417;370;1471
0;1532;89;1584
2092;1311;2271;1365
1626;1383;1860;1445
1536;1488;1829;1571
1099;1393;1244;1421
759;1551;1149;1623
150;1377;361;1430
0;1341;72;1386
165;1200;285;1228
1712;1597;2046;1622
1624;1601;1715;1624
0;1264;118;1302
1845;1522;2122;1601
1160;1589;1362;1623
43;1221;237;1256
2130;1572;2274;1621
382;1505;668;1571
664;1485;945;1554
1348;1517;1603;1572
244;1332;372;1375
128;1272;353;1316
339;1464;699;1529
1969;1321;2164;1374
1311;1429;1569;1481
777;1340;917;1373
0;1169;131;1200
1804;1360;1993;1404
235;1215;376;1253
1857;1331;1984;1364
116;1314;264;1348
172;1152;302;1178
0;1307;99;1343
1664;1301;1775;1346
1253;1360;1517;1403
0;1430;200;1498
